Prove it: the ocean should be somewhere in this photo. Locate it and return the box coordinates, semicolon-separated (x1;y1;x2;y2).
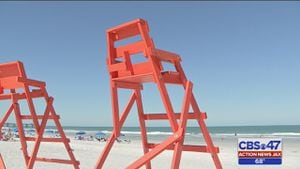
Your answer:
3;125;299;144
55;125;300;139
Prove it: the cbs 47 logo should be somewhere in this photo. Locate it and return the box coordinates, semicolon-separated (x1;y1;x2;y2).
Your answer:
238;138;282;151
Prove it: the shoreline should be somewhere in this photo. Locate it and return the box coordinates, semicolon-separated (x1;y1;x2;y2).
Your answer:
0;135;299;169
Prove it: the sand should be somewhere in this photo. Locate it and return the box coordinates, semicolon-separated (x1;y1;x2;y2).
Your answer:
0;137;299;169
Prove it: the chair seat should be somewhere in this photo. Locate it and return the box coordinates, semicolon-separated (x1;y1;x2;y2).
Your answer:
112;72;154;83
112;71;182;84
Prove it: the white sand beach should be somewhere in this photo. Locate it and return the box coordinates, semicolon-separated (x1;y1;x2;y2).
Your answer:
0;136;299;169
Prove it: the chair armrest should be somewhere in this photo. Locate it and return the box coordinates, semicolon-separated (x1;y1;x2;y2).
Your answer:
151;48;181;63
17;77;46;87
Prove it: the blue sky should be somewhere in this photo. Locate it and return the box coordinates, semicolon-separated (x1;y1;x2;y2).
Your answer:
0;2;299;127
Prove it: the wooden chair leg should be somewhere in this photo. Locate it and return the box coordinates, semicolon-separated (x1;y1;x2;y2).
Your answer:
0;154;7;169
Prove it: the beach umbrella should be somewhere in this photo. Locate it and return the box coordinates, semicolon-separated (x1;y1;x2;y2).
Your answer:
26;129;35;133
95;132;106;139
75;131;86;135
45;129;58;134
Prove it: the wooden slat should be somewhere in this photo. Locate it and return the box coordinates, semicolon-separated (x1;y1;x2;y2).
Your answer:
108;62;127;72
116;41;145;56
132;62;152;75
161;71;182;84
147;143;219;153
107;18;145;40
0;90;44;100
112;62;154;83
113;73;153;83
35;157;79;165
17;77;46;87
20;115;60;120
25;137;70;143
144;112;207;120
152;49;181;63
115;81;143;90
0;77;23;89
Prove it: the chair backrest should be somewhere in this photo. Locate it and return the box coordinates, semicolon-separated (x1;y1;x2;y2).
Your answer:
106;18;156;76
0;61;27;91
0;61;26;79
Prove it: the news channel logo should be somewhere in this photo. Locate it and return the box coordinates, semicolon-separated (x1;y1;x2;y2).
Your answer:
238;138;282;165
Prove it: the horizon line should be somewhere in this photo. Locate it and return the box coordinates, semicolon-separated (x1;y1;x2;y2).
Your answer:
59;124;300;128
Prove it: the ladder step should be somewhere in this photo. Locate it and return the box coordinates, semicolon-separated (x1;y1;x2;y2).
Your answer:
20;115;60;120
147;143;219;153
144;112;207;120
25;137;70;143
35;157;79;165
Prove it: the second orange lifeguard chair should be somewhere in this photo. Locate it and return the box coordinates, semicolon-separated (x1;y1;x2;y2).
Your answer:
0;61;79;169
95;19;222;169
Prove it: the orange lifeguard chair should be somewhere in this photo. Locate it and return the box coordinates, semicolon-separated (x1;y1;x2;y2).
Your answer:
0;154;6;169
0;61;79;169
95;19;222;169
